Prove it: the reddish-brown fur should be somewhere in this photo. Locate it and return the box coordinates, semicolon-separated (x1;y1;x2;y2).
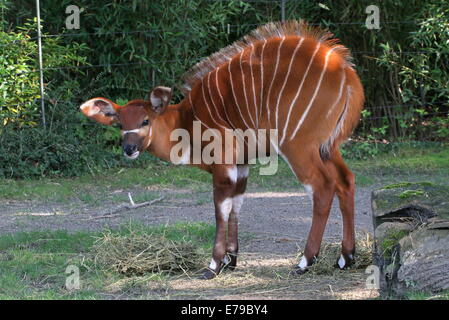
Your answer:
80;21;364;279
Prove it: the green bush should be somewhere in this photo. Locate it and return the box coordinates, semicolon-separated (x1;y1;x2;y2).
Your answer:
0;18;88;125
376;0;449;140
0;0;447;178
0;23;40;125
0;17;128;178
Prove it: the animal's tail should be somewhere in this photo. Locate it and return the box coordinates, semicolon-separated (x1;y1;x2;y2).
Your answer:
320;67;364;161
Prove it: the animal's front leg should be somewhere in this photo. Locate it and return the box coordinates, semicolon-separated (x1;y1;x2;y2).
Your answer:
224;164;249;271
200;165;236;280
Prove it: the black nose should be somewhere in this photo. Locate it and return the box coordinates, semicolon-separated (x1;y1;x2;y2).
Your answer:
124;144;137;155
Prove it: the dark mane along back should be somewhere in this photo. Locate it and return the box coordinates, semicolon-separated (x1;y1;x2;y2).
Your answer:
179;20;353;96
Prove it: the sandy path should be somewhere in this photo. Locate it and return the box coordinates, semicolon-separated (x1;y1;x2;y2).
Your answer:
0;187;378;300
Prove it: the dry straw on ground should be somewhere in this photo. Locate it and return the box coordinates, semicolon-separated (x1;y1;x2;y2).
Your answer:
92;230;206;276
298;233;374;276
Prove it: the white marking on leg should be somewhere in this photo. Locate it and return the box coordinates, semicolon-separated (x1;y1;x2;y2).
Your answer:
338;254;346;269
237;165;249;179
298;256;308;269
209;259;218;270
232;194;244;214
275;37;305;137
227;166;238;184
281;43;321;145
266;38;286;129
290;47;337;140
219;197;233;222
304;184;314;205
222;255;230;265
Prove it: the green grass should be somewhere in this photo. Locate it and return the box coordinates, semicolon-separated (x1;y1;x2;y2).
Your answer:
0;222;215;300
348;143;449;186
0;144;448;203
406;290;449;300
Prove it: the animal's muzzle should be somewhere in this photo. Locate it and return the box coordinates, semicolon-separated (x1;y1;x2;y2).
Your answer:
124;144;138;156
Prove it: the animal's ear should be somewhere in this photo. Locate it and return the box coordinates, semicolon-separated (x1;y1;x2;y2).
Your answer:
79;98;120;125
149;86;172;114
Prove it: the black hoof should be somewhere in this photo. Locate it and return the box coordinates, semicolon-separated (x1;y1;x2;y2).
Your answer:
198;268;218;280
335;254;355;270
291;256;317;275
292;265;309;275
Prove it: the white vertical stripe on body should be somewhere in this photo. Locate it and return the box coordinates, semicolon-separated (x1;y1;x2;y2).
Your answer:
266;37;286;129
281;43;321;146
259;39;267;126
289;47;336;140
239;51;256;129
275;37;305;134
207;71;229;127
201;77;228;130
215;66;237;130
249;44;258;128
189;92;220;140
326;69;346;119
228;58;253;130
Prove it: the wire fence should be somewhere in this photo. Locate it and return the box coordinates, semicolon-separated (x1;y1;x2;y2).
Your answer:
1;0;446;131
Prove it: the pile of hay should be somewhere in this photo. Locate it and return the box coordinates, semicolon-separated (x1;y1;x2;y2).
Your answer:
92;231;206;276
298;234;374;276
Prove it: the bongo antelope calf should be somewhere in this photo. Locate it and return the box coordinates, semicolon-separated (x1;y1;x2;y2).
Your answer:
80;21;364;279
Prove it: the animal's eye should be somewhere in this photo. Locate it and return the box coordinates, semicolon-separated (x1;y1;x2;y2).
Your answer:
141;119;149;127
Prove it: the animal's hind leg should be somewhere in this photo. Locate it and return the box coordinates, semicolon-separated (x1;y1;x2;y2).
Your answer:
330;150;356;269
282;147;336;274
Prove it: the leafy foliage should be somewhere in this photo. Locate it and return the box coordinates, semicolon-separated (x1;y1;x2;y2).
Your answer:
376;0;449;140
0;0;448;178
0;18;89;125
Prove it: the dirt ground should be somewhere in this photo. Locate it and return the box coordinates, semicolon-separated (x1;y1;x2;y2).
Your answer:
0;187;379;300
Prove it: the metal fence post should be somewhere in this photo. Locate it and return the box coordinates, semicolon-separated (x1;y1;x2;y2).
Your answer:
36;0;46;128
